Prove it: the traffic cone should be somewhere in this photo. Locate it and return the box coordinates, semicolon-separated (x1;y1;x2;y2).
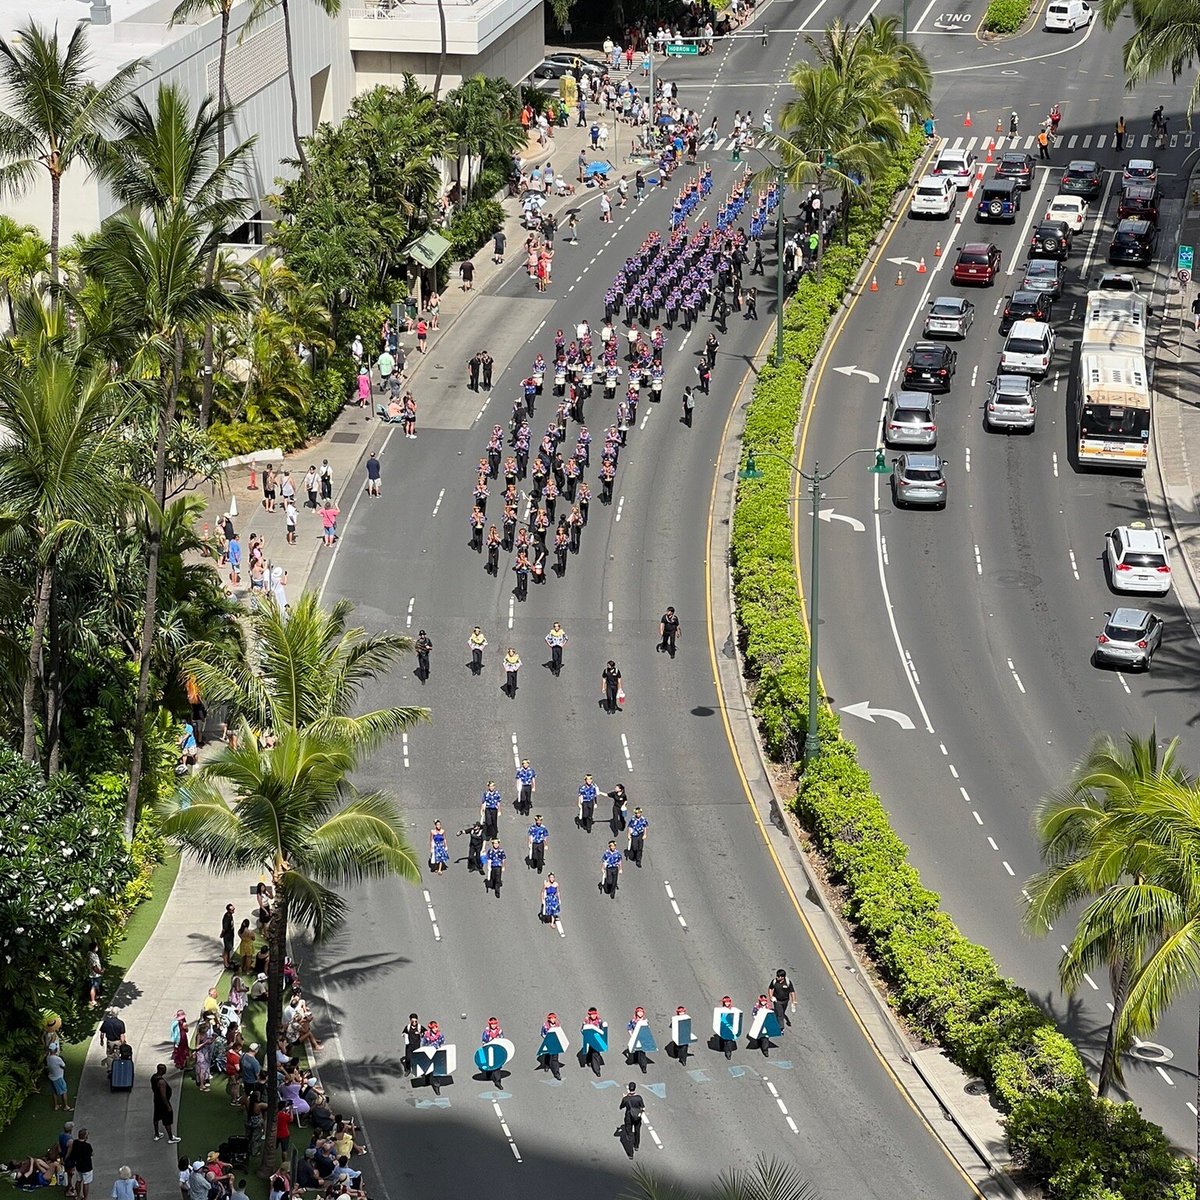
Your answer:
870;275;879;292
895;269;904;286
986;139;994;162
964;111;973;127
917;256;927;274
202;520;210;542
247;462;258;490
995;116;1003;135
934;240;942;257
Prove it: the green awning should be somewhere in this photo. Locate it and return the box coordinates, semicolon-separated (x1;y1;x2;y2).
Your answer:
405;230;453;269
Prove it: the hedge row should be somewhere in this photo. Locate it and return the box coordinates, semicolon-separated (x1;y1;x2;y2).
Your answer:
982;0;1032;34
730;134;1192;1200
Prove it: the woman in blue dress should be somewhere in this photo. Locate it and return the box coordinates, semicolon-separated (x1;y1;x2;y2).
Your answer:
429;822;449;873
541;873;561;925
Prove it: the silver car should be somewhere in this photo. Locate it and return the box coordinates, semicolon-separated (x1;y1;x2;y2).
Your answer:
924;296;974;339
984;374;1037;432
884;391;939;447
1093;607;1164;670
891;452;948;508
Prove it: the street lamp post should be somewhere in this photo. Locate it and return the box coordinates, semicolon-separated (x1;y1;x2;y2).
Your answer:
740;447;891;766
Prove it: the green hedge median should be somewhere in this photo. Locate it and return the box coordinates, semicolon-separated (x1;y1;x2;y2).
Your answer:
982;0;1032;34
729;133;1192;1200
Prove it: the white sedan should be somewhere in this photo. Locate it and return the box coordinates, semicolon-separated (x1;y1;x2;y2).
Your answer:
1045;194;1087;232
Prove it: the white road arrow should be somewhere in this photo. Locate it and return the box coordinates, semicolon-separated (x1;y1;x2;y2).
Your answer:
841;701;916;729
831;365;881;384
818;508;866;532
886;256;922;269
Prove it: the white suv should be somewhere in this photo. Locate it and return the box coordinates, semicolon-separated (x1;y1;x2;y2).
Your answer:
1104;524;1172;594
999;320;1054;378
933;149;978;189
910;174;956;218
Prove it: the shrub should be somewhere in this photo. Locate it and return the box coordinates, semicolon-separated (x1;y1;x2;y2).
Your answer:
207;418;305;460
305;365;350;439
448;198;506;260
730;128;1191;1199
982;0;1032;32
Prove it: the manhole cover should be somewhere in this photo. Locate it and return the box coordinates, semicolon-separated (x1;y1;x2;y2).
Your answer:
330;433;360;444
964;1079;988;1096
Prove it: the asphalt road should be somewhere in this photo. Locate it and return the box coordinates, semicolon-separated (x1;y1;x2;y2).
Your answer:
299;1;982;1196
799;12;1200;1147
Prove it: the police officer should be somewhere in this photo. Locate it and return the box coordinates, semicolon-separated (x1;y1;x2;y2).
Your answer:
601;660;622;713
480;780;502;838
545;621;568;675
401;1013;425;1076
618;1081;645;1157
600;841;623;898
515;758;536;815
480;1017;505;1086
627;807;649;867
527;815;549;873
415;629;433;682
705;332;719;370
456;821;485;874
484;839;506;897
606;782;628;832
768;967;796;1028
659;606;680;655
578;774;598;832
538;1013;564;1080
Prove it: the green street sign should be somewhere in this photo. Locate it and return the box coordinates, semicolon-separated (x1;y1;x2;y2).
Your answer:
666;42;698;55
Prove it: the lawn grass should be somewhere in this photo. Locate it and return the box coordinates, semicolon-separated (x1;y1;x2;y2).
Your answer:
0;854;182;1165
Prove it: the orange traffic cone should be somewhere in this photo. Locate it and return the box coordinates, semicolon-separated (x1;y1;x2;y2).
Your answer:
247;461;258;490
986;139;994;162
917;256;927;274
895;269;905;287
995;116;1003;135
964;111;973;127
934;240;942;257
870;275;879;292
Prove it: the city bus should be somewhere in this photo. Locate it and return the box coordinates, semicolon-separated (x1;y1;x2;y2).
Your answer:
1076;350;1151;471
1080;290;1148;355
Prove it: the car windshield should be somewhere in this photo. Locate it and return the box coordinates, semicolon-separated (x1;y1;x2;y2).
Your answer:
960;252;989;264
1026;262;1056;276
930;302;960;316
995;380;1031;399
1123;552;1166;568
1113;231;1142;244
905;468;943;482
892;408;931;424
1001;156;1027;169
1006;338;1046;354
1126;163;1154;177
1107;620;1147;640
917;185;943;196
911;350;943;366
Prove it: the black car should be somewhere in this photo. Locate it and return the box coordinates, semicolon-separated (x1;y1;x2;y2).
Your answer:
1028;220;1073;259
1000;290;1054;333
1107;219;1159;267
1060;159;1102;199
903;341;958;393
994;151;1035;189
1117;182;1161;225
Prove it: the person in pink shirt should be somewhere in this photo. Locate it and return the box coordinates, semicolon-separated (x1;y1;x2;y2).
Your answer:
356;366;370;407
320;500;340;547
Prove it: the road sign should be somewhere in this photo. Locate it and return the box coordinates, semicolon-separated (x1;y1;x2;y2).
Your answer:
1178;245;1194;272
1180;268;1192;285
666;42;698;55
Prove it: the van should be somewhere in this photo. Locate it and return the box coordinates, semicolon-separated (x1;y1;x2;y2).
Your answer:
884;391;939;447
1045;0;1092;29
999;320;1055;377
976;179;1020;223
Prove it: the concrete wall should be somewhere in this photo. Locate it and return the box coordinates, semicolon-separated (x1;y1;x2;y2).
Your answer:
351;1;543;96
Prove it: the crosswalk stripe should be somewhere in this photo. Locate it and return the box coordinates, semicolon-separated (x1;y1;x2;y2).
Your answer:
950;135;964;149
1067;135;1078;148
1096;134;1107;148
1170;133;1179;148
1139;133;1151;147
714;137;726;150
1081;134;1092;148
1024;135;1036;150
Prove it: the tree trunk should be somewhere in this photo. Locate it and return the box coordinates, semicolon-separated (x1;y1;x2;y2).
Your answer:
1195;998;1199;1200
125;334;183;838
45;587;62;777
432;0;447;100
281;0;309;180
1098;955;1131;1097
261;889;288;1175
21;559;54;766
49;171;61;287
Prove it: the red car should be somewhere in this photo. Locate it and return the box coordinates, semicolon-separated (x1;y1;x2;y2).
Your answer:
953;242;1002;286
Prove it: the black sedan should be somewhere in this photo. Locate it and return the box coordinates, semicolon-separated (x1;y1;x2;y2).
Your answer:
903;341;957;393
1000;290;1054;333
1028;220;1073;260
1107;219;1159;267
995;151;1035;189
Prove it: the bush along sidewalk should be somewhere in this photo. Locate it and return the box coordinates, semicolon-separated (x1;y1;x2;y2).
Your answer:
730;137;1193;1200
982;0;1032;34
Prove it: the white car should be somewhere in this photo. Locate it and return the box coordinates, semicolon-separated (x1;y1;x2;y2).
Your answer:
1122;158;1158;186
910;174;956;217
1105;524;1172;594
1094;271;1141;293
933;149;978;190
1045;0;1092;29
1045;194;1087;232
999;320;1055;378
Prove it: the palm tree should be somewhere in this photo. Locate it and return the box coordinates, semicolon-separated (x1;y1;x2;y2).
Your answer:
158;723;421;1170
0;217;46;327
0;332;139;767
165;591;427;1168
766;65;898;277
244;0;342;179
444;76;525;201
1096;0;1200;117
432;0;448;100
1024;730;1190;1096
0;21;144;282
623;1154;818;1200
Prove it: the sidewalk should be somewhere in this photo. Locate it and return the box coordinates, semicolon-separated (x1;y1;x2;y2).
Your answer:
1147;164;1200;634
71;96;617;1200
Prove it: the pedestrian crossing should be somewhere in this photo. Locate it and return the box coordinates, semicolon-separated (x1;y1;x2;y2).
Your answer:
941;131;1191;153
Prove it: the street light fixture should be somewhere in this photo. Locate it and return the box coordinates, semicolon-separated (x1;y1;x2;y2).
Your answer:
739;446;891;766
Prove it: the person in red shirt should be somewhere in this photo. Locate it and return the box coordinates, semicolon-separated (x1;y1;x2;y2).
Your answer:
276;1108;293;1157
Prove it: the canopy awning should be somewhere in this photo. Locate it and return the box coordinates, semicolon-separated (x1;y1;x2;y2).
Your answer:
405;230;453;269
